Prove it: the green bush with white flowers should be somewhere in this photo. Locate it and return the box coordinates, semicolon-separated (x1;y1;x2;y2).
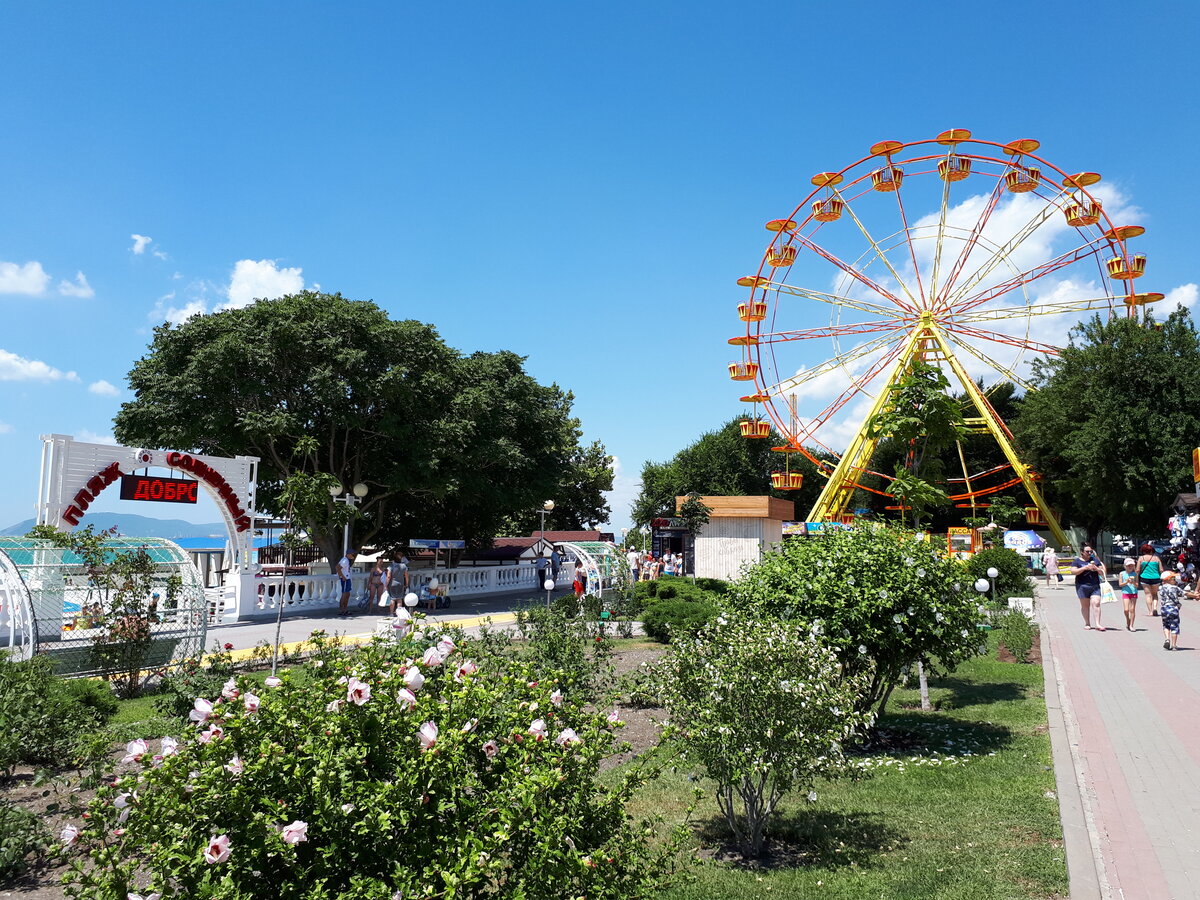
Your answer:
728;525;985;715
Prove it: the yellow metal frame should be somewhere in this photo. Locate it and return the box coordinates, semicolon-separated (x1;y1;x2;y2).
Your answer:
808;315;1070;548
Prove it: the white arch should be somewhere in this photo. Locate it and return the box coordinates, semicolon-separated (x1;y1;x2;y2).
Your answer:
0;548;35;661
558;541;625;598
37;435;258;570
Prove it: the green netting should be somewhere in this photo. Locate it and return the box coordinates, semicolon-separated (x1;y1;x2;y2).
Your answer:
0;536;207;677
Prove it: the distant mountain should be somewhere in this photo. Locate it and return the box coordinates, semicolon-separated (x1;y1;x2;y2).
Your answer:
1;513;227;540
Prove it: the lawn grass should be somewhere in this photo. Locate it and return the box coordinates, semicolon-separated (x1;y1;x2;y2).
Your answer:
635;634;1066;900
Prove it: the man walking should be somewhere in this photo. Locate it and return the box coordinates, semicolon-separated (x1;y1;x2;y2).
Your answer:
337;549;357;617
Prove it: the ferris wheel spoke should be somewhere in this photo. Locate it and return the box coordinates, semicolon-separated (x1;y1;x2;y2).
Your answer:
942;331;1038;393
766;330;906;396
792;234;916;314
756;320;901;345
955;293;1132;323
951;323;1061;356
933;173;1008;307
767;281;906;320
793;339;908;439
887;178;928;304
938;194;1066;310
953;247;1112;316
829;189;922;310
926;151;957;305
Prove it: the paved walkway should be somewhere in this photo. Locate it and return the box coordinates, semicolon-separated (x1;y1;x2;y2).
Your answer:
204;585;575;657
1040;578;1200;899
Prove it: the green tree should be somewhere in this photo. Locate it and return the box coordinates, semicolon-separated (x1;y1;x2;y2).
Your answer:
865;360;968;529
115;291;609;564
498;440;614;533
1012;310;1200;535
631;419;826;526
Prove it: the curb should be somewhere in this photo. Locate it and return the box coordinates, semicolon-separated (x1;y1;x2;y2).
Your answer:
1039;598;1108;898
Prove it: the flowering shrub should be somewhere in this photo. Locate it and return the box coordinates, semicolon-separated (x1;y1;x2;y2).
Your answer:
728;525;985;715
652;614;871;858
62;626;681;899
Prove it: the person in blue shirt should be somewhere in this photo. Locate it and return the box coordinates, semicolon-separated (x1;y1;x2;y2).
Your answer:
1071;543;1106;631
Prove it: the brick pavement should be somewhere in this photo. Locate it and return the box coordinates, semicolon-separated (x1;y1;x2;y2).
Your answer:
1040;578;1200;899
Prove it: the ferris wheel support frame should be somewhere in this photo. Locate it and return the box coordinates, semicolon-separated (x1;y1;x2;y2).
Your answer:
807;314;1070;548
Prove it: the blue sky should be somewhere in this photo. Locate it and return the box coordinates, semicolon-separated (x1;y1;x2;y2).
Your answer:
2;1;1197;533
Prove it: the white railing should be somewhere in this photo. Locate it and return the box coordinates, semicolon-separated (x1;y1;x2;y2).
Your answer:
237;563;577;621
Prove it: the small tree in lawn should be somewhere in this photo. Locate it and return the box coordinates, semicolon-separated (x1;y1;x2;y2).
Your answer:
652;614;871;858
728;524;985;717
26;524;179;698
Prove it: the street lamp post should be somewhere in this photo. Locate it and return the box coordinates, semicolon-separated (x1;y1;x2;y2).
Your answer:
986;566;999;607
330;481;369;558
539;500;555;544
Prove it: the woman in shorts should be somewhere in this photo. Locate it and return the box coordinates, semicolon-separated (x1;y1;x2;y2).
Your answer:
1137;544;1164;617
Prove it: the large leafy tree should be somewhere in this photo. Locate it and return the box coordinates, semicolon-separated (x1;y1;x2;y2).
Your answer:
1012;309;1200;536
498;439;613;533
115;291;609;564
631;418;826;526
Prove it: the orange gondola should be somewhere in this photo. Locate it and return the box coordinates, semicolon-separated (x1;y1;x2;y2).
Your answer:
738;301;767;322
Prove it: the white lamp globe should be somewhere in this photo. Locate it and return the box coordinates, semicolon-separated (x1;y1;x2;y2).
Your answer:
428;577;439;589
543;579;555;591
404;592;419;608
986;567;999;579
352;482;369;498
974;578;991;593
543;499;555;512
328;482;344;497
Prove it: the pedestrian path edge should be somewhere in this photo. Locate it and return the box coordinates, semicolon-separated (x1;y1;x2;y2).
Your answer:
1040;603;1107;899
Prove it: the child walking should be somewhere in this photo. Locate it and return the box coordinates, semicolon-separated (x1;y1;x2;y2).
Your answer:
1119;557;1139;631
1158;570;1184;651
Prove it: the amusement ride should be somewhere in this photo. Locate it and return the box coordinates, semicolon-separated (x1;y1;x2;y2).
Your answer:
730;130;1161;547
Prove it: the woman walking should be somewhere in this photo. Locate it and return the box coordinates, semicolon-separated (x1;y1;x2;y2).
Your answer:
1042;545;1061;586
1071;543;1106;631
1137;544;1164;617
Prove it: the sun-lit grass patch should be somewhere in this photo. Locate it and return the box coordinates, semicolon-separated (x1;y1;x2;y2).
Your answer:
632;633;1066;899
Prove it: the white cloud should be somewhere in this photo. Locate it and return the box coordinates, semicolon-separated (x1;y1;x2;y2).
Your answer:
0;261;51;295
223;259;304;309
0;421;13;435
57;271;95;298
1165;283;1198;311
130;234;153;255
0;348;79;382
152;248;169;260
88;379;120;397
149;290;208;327
76;429;117;445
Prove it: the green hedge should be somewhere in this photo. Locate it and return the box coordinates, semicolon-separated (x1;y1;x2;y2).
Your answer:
642;599;718;643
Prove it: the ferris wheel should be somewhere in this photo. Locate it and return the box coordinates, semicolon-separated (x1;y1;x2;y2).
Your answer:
729;130;1161;545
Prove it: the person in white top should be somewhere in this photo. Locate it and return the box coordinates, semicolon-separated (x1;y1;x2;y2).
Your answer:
627;548;641;582
1041;545;1060;586
337;549;357;617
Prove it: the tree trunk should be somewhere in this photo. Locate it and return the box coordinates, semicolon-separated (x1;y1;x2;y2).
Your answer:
917;660;931;711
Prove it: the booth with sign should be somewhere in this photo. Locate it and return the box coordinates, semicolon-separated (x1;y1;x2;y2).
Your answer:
947;526;975;558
